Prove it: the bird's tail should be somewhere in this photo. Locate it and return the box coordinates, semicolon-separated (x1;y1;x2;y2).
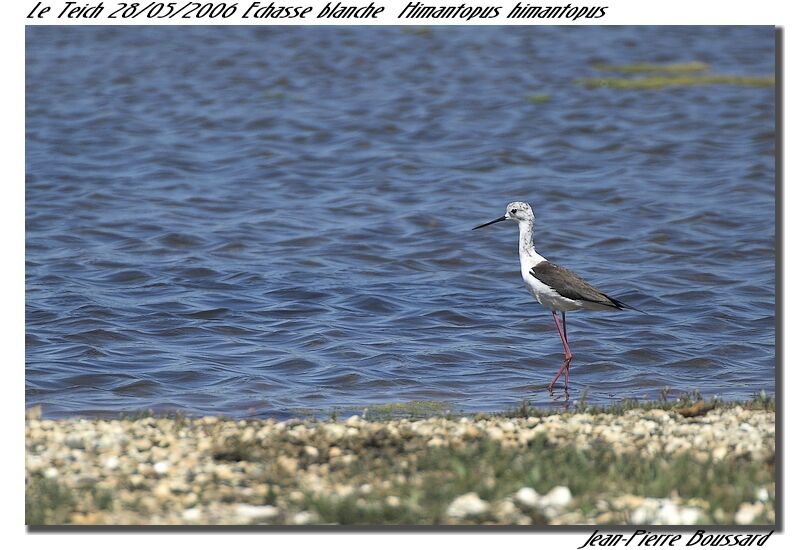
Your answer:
605;294;649;315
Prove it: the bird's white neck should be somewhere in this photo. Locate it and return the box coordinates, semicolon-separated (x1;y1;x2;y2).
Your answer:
518;220;545;268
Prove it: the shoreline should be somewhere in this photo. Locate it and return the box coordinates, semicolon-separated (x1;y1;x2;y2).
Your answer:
26;402;776;526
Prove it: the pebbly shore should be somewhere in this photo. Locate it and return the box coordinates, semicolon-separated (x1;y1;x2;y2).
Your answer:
25;404;776;526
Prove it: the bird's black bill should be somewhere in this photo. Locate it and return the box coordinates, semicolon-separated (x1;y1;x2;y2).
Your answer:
472;215;508;230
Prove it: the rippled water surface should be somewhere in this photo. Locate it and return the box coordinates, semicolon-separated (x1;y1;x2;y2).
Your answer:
26;26;775;418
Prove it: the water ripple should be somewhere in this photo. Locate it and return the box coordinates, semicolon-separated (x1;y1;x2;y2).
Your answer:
26;26;775;418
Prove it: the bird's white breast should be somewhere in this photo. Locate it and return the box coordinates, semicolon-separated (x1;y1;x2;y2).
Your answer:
521;259;582;312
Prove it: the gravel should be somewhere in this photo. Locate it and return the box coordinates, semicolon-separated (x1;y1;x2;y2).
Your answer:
25;405;775;525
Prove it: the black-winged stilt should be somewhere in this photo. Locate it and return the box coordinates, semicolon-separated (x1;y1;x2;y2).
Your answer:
473;201;643;394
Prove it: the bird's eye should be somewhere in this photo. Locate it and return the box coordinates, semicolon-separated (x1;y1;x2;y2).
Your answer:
511;209;517;214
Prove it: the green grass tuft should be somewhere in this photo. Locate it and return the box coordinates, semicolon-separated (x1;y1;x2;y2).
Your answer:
363;400;454;421
498;391;774;419
26;476;114;525
26;477;76;525
302;435;772;524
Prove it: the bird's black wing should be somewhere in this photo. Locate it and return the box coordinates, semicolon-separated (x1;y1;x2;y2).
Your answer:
530;261;628;310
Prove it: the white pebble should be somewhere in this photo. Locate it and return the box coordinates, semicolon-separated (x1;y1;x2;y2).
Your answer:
514;487;540;509
656;501;681;524
235;504;279;522
630;506;652;524
679;507;702;525
292;511;316;525
735;502;764;525
182;508;202;522
66;434;85;450
324;424;346;439
447;492;489;519
542;486;572;509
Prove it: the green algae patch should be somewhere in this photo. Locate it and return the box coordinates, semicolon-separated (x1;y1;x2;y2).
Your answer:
591;61;710;74
525;93;552;104
363;399;454;420
263;90;287;100
401;26;433;36
581;61;773;90
578;74;774;90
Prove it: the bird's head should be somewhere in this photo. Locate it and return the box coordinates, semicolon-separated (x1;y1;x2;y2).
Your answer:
472;201;534;230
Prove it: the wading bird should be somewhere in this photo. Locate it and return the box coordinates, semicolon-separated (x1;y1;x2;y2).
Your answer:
473;202;642;394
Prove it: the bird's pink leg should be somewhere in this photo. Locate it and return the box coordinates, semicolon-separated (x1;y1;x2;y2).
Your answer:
547;311;573;393
562;312;570;391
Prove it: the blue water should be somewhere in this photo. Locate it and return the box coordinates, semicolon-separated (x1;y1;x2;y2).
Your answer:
26;26;775;418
